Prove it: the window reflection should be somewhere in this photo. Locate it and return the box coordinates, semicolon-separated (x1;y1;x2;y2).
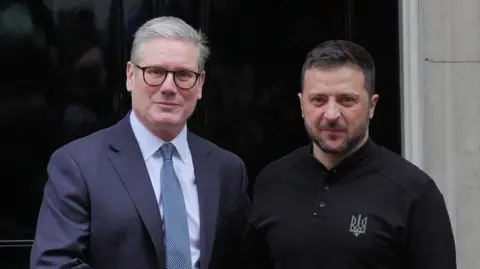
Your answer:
55;7;113;142
0;0;151;243
0;0;57;241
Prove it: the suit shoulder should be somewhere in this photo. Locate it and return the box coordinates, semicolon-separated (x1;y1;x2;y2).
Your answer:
374;145;436;196
51;125;113;160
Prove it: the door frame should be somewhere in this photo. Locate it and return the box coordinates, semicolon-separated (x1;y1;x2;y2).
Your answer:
399;0;458;236
399;0;423;167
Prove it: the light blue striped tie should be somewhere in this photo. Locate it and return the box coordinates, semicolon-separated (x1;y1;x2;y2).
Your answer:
160;143;192;269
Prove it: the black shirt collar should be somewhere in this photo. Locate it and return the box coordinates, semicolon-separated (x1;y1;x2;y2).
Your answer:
305;138;378;174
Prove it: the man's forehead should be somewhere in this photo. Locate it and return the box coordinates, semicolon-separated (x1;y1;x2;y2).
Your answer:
306;89;361;97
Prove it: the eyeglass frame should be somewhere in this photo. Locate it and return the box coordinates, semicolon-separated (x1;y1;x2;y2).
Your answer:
134;64;202;90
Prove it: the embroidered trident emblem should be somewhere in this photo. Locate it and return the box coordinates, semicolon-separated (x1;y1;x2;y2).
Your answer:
349;214;368;237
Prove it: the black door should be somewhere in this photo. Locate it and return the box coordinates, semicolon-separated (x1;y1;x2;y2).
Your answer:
0;0;400;268
199;0;401;194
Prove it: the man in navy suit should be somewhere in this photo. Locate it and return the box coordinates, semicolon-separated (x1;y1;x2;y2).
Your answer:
30;16;251;269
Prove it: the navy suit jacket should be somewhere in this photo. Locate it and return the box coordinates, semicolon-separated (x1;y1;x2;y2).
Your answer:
30;113;251;269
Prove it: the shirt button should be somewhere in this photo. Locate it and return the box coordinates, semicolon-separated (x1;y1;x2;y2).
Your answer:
319;201;326;208
323;185;330;191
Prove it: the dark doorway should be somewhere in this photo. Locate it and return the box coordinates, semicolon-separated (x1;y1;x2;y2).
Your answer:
0;0;400;268
199;0;401;194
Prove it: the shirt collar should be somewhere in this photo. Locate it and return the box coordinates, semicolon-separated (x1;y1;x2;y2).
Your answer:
129;111;190;163
306;138;377;173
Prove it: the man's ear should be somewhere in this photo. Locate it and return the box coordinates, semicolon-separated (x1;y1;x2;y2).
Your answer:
196;71;206;100
126;62;135;92
298;92;305;118
369;94;379;119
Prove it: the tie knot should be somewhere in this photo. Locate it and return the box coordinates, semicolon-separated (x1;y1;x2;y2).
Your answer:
160;143;175;160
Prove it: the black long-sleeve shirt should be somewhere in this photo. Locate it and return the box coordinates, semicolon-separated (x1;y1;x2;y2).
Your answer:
247;139;456;269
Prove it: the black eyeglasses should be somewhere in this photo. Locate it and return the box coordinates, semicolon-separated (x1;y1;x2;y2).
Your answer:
135;65;201;89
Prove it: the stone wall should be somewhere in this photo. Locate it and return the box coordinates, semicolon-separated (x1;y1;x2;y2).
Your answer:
403;1;480;268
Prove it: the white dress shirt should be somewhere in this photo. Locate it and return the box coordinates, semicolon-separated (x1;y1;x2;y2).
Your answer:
130;111;200;268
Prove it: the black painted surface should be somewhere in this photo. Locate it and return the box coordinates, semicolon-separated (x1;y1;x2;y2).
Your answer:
202;0;348;195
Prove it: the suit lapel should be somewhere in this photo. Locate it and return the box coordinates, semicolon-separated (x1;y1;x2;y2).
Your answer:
106;114;165;267
188;132;220;269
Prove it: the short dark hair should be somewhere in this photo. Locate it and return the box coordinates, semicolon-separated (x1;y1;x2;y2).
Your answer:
301;40;375;96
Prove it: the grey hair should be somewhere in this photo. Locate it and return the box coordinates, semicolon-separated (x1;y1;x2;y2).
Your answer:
130;16;210;71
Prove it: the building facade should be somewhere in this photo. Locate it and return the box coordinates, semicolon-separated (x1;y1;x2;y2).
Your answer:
402;1;480;268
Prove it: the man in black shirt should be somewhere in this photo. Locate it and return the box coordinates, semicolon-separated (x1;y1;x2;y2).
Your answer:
247;40;456;269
